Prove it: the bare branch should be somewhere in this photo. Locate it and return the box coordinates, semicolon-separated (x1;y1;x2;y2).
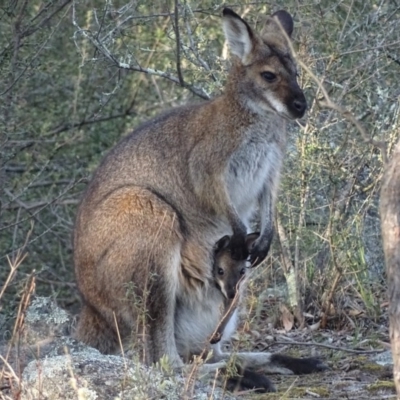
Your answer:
0;2;72;97
318;99;388;164
263;340;386;355
47;109;138;136
173;0;185;87
2;197;79;211
22;0;72;38
72;3;210;100
1;178;85;232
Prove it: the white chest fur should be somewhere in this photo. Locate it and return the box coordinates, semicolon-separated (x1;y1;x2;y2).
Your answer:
174;285;238;360
227;137;283;224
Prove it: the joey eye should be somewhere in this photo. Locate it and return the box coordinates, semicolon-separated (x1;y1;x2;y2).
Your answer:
261;71;277;82
240;268;245;276
218;268;224;275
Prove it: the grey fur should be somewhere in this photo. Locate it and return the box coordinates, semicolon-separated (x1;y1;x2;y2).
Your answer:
73;9;324;380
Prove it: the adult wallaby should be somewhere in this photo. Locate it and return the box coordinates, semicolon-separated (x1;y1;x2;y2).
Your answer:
74;8;326;376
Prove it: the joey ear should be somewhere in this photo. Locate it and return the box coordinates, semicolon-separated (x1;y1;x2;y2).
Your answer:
222;8;255;62
245;232;259;250
263;10;294;38
215;235;231;252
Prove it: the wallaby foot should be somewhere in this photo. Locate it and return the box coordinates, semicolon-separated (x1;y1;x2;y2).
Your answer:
75;304;119;354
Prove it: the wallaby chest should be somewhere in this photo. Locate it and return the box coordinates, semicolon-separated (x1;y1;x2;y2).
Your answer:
227;124;285;220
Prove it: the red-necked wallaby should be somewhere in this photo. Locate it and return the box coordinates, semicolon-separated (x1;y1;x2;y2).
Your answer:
74;8;326;381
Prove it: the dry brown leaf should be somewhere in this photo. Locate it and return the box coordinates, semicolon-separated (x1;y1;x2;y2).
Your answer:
327;302;336;315
279;304;294;332
348;309;364;317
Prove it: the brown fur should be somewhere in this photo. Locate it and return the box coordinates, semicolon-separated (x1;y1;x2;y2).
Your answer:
73;9;325;379
210;234;258;344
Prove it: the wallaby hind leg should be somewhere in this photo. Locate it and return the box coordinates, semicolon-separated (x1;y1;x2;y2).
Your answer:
74;186;184;367
142;244;184;368
75;304;119;354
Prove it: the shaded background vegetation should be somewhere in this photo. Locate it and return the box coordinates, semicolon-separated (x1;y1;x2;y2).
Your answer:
1;0;399;338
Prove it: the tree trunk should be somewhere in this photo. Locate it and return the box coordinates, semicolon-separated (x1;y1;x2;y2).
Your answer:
380;140;400;399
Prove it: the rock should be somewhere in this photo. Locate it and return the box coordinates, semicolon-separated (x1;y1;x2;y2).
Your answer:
1;297;235;400
371;350;393;367
23;297;71;344
21;346;233;400
22;350;181;400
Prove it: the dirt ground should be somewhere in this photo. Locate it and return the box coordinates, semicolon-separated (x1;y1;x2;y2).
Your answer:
264;354;395;399
1;291;394;399
230;318;395;399
224;344;396;399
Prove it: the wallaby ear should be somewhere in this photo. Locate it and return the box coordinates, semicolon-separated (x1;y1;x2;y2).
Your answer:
222;8;255;62
245;232;259;250
215;235;231;252
272;10;294;37
263;10;294;38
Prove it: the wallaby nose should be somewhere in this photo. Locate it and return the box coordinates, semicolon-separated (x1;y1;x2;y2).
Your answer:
293;99;307;116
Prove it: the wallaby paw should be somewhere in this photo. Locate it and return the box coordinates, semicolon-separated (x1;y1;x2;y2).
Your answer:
270;354;329;375
209;332;222;344
249;237;272;266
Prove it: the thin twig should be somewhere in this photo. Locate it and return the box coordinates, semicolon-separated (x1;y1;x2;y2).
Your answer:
173;0;185;87
1;177;85;232
1;1;72;97
264;340;386;354
113;312;127;371
2;198;79;211
22;0;72;38
47;109;138;136
0;253;27;301
184;14;215;77
0;355;19;383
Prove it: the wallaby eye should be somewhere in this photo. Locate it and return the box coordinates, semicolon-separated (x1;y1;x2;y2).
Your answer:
261;71;277;82
218;268;224;275
240;268;245;275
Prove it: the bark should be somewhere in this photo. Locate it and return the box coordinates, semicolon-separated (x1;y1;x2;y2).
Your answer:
380;140;400;399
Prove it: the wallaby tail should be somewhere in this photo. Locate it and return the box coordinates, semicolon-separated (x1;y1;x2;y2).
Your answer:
74;304;119;354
